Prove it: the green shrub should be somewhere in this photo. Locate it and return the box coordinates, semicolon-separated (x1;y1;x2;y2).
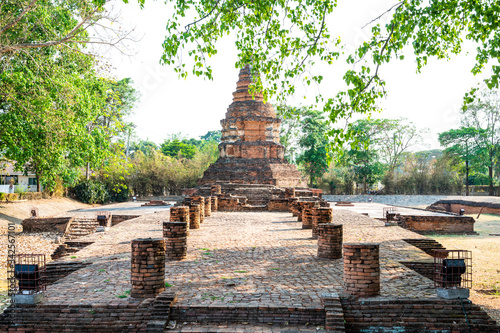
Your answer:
74;180;110;204
0;193;6;201
6;193;19;201
109;183;129;202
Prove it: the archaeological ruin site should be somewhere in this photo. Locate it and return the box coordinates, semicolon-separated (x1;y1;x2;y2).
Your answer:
2;68;499;333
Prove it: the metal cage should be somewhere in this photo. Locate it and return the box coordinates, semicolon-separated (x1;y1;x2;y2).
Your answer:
383;207;398;222
97;211;110;227
433;249;472;289
13;254;47;294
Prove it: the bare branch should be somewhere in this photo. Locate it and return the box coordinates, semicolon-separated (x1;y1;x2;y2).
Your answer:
0;7;99;54
297;1;328;70
361;2;403;29
185;0;221;33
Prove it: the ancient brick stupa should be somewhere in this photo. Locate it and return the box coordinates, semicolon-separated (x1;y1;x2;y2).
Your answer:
198;65;306;188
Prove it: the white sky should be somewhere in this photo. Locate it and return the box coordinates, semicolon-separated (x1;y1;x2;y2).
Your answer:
105;0;489;150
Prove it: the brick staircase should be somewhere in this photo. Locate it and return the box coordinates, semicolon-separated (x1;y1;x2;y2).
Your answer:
403;238;446;256
64;218;99;240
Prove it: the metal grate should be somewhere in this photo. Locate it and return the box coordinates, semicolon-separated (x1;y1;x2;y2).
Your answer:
13;254;47;294
433;250;472;289
97;211;110;227
383;207;398;222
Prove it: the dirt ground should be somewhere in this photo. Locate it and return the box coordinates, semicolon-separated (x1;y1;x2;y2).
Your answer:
431;214;500;323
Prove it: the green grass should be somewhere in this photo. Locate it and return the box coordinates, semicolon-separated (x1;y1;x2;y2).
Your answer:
234;270;247;273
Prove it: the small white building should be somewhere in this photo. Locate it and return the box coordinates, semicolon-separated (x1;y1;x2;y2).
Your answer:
0;163;41;193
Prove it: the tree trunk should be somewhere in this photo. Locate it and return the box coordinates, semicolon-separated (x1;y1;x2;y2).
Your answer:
36;174;41;192
465;160;469;196
86;162;90;180
489;165;494;196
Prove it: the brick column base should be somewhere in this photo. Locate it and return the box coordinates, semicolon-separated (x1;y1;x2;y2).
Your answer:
312;207;333;239
131;238;165;298
204;197;212;217
343;243;380;297
170;206;190;235
189;204;201;229
210;196;218;212
163;222;188;260
317;224;342;259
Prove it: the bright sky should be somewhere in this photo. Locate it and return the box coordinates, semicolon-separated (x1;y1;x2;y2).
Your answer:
106;0;489;150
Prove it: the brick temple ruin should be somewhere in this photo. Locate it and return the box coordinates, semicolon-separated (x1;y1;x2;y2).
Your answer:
196;65;308;205
2;67;499;332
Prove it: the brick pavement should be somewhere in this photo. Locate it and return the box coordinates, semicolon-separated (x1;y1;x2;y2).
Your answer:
42;209;436;308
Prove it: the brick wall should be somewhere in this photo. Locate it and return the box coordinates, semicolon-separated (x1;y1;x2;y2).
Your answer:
21;217;73;233
400;215;475;234
267;198;289;211
170;305;325;325
0;291;177;332
340;297;499;333
111;215;140;226
436;203;500;215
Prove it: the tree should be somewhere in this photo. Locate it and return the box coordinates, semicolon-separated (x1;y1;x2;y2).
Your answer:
0;45;109;191
0;1;137;192
276;105;304;163
200;130;221;142
375;118;422;174
461;89;500;195
131;1;500;148
439;127;483;196
343;119;385;194
131;140;158;156
296;109;330;187
161;139;197;159
0;0;132;55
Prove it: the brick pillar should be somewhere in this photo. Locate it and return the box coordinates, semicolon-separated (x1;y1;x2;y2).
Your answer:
211;185;222;195
189;204;201;229
289;197;299;215
302;207;312;228
317;224;342;259
170;206;190;235
311;189;323;198
285;188;296;198
191;196;205;223
312;207;333;239
210;196;218;212
343;243;380;297
131;238;165;298
163;222;188;260
301;203;315;229
204;197;212;217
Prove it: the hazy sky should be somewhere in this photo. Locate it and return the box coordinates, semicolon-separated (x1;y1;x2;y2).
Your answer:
105;0;489;150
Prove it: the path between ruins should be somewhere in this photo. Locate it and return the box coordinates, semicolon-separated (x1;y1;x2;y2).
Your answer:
45;210;436;308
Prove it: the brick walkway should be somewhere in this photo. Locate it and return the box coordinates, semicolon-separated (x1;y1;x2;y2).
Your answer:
43;210;436;308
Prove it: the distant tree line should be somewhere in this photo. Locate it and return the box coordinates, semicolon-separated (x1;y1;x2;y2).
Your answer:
277;87;500;196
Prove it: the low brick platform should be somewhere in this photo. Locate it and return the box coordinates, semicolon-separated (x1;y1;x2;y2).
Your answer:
2;210;498;332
